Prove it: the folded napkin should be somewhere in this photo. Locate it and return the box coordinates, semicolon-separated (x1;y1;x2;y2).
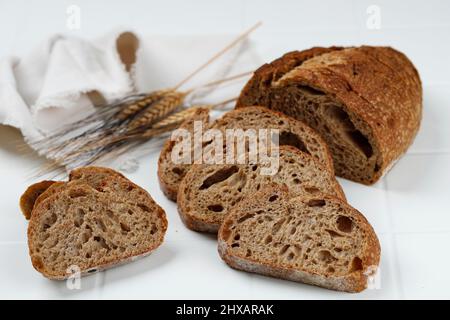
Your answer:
0;30;260;173
0;30;139;140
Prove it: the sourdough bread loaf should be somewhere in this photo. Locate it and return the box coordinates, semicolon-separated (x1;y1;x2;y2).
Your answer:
158;106;334;201
177;146;344;233
236;46;422;184
218;184;380;292
26;167;167;279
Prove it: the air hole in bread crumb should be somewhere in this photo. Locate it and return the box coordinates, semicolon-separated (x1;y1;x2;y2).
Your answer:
307;199;326;207
172;167;183;175
317;250;336;264
326;229;343;238
305;186;320;194
246;249;252;257
95;218;107;232
68;189;87;198
137;204;150;213
200;166;239;190
269;195;278;202
120;222;131;233
278;131;309;154
231;243;239;248
88;269;97;273
74;208;85;227
350;257;363;272
280;244;290;255
264;235;272;244
347;130;373;158
336;216;353;233
287;252;295;261
207;204;224;212
327;266;335;273
238;213;254;223
293;178;301;184
234;234;240;241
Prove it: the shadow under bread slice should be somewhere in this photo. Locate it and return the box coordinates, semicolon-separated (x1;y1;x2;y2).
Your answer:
177;146;345;233
218;183;380;293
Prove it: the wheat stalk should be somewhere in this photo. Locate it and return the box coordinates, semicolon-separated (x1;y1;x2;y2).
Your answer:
115;89;173;121
127;90;187;130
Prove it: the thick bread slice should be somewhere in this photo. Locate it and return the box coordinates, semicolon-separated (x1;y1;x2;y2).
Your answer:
20;181;56;220
237;46;422;184
158;106;334;201
27;167;167;279
158;108;210;200
177;146;345;233
218;184;380;292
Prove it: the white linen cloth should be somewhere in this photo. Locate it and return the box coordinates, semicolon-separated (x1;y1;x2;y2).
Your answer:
0;30;260;173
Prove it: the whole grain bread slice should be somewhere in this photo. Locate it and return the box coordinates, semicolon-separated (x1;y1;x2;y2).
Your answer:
158;106;334;201
27;167;167;279
177;146;345;233
218;184;380;292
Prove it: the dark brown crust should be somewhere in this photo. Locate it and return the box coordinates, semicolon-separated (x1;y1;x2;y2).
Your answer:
27;167;168;280
237;46;422;184
217;184;380;292
157;108;211;201
19;181;56;220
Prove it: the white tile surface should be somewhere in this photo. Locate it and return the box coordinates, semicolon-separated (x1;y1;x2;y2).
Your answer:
0;243;103;299
1;0;450;299
386;154;450;233
395;233;450;299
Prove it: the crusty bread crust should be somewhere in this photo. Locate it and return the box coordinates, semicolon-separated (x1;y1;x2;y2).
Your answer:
217;184;380;292
237;46;422;184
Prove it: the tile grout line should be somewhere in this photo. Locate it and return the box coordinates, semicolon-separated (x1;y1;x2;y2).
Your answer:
382;178;405;299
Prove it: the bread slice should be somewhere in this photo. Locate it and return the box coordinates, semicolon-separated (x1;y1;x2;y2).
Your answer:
158;106;334;201
20;181;56;220
237;46;422;184
27;167;167;279
218;184;380;292
177;146;345;233
158;108;210;200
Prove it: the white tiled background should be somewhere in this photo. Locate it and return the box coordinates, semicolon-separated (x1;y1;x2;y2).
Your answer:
0;0;449;299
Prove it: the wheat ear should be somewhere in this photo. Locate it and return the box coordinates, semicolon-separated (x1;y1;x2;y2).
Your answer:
127;91;187;130
115;89;173;120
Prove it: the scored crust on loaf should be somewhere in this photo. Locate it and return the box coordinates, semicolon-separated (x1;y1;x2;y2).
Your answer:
27;167;167;279
177;146;345;233
218;184;380;292
158;106;334;201
236;46;422;184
